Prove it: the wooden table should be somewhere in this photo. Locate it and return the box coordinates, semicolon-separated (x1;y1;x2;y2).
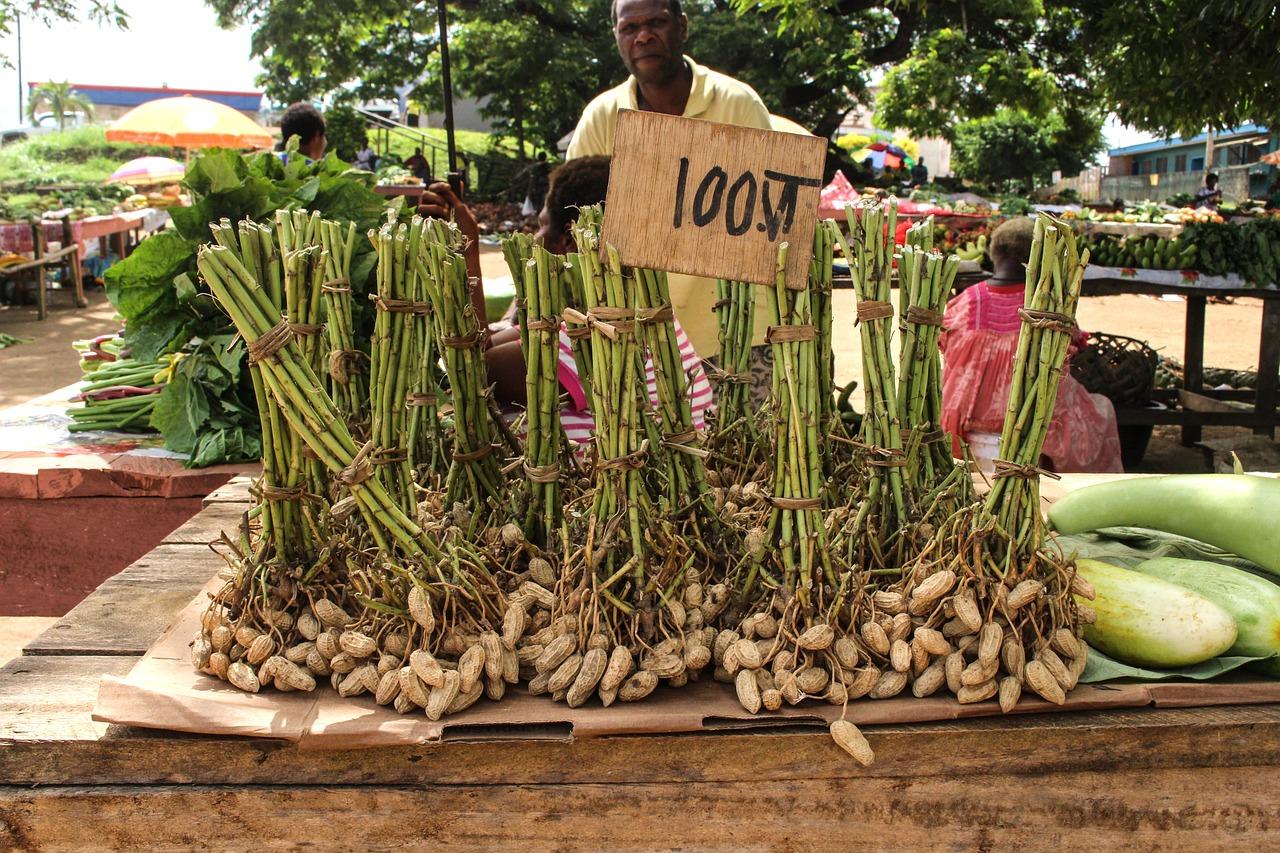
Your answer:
2;487;1279;846
1081;278;1280;444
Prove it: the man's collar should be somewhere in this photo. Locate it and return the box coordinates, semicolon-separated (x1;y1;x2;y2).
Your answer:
681;56;710;117
627;55;706;117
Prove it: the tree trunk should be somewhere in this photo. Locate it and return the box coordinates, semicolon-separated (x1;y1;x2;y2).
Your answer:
515;95;527;162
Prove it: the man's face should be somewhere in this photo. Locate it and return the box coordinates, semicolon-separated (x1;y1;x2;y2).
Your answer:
614;0;687;84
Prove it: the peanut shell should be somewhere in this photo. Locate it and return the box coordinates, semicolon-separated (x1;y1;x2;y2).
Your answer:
830;720;874;766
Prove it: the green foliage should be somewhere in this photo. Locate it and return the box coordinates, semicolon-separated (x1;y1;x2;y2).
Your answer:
149;334;262;467
689;1;870;137
1076;0;1280;138
0;126;173;185
450;1;620;152
209;0;429;105
877;22;1056;141
951;108;1104;192
324;104;368;163
733;0;1280;141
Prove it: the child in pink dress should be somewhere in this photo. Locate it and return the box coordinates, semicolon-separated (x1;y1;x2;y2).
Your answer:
939;217;1123;473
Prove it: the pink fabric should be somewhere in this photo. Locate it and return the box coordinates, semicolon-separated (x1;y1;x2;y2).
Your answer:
556;317;713;449
939;281;1123;473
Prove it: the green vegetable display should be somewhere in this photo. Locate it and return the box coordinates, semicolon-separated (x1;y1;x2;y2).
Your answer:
1130;558;1280;660
1075;558;1237;668
1049;474;1280;579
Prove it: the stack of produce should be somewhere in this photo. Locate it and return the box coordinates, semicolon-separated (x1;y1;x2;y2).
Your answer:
1050;474;1280;674
1085;234;1197;270
186;203;1098;766
98;144;392;468
66;336;173;433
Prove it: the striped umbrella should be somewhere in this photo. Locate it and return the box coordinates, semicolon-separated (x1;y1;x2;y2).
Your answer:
108;156;185;185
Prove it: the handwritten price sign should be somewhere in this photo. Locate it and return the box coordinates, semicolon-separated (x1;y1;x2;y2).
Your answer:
602;110;826;288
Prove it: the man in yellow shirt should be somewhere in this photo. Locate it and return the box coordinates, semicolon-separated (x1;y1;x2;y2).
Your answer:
566;0;778;405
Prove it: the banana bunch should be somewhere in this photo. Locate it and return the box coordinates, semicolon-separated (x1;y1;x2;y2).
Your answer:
1086;235;1198;271
956;233;988;262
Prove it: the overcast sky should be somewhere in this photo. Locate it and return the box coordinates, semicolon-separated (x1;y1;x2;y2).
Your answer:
1;0;1159;154
0;0;262;127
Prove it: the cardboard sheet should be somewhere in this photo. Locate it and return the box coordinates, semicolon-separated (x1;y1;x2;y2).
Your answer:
93;580;1280;749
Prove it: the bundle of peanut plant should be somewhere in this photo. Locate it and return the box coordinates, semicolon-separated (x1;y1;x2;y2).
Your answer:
634;264;719;527
709;241;872;731
418;217;509;514
859;212;1093;718
196;219;523;718
527;208;717;709
507;233;569;549
209;218;321;566
318;218;369;435
367;216;428;516
895;227;968;508
836;200;912;567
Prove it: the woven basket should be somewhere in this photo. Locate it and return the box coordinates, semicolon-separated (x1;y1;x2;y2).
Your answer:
1070;332;1158;406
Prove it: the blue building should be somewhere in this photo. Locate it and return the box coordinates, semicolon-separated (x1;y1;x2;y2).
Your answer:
1104;125;1278;201
28;82;264;123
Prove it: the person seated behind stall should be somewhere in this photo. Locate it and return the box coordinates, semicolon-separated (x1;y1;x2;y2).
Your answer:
1266;176;1280;211
418;156;713;448
1194;172;1223;210
278;103;326;164
910;156;928;187
355;138;380;172
939;217;1123;473
403;148;431;183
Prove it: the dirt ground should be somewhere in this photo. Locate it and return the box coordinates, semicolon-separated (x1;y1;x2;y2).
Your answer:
2;253;1275;471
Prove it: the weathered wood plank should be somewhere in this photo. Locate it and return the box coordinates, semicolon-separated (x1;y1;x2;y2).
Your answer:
3;650;1280;787
160;502;250;546
202;476;254;505
0;656;133;742
4;769;1279;850
23;545;222;656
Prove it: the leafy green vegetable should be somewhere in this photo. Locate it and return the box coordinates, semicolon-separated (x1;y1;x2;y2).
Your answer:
148;335;261;467
1080;646;1272;683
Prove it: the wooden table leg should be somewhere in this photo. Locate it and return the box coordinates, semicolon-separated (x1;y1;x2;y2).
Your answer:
71;246;87;308
113;230;127;262
1182;295;1206;445
31;223;47;321
1255;298;1280;439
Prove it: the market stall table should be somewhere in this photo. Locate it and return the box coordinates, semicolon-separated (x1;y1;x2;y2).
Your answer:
0;209;170;258
1;478;1279;846
0;387;251;615
1079;268;1280;444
